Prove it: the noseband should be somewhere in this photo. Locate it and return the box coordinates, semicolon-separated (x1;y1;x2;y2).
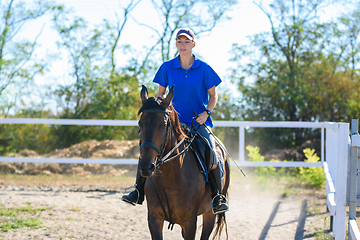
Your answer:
139;109;171;164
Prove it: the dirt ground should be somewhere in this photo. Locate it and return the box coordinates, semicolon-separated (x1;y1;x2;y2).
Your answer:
0;139;332;239
0;174;332;240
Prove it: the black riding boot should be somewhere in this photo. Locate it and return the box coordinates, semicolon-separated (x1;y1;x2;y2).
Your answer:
209;166;229;214
121;168;146;206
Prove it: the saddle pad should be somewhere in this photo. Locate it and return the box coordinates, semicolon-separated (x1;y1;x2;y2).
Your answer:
181;123;224;180
194;150;225;181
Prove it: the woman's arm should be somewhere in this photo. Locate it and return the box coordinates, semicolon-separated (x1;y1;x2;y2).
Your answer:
206;86;218;112
196;86;218;125
157;85;167;98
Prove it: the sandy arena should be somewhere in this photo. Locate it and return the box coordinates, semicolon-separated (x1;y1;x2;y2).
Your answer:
0;177;330;240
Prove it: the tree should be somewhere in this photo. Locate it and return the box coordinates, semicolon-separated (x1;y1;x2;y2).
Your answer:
52;10;104;117
0;0;59;115
49;2;143;148
51;1;142;117
338;5;360;80
129;0;237;84
1;109;57;155
230;0;360;151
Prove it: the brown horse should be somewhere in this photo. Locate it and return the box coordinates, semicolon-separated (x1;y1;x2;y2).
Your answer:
137;85;230;240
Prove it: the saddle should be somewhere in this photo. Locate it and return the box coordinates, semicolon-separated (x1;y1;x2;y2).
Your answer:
181;124;224;181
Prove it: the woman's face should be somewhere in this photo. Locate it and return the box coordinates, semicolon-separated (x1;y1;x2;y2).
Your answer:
176;35;195;55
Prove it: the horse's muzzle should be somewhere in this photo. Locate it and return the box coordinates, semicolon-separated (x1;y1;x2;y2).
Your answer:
138;160;155;178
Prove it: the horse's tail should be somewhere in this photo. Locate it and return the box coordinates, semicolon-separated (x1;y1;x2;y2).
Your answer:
223;151;230;197
212;151;230;240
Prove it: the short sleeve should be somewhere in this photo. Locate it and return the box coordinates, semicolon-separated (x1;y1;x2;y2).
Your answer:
204;64;222;90
153;63;168;88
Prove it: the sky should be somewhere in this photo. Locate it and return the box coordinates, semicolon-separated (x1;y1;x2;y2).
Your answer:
18;0;349;109
27;0;273;87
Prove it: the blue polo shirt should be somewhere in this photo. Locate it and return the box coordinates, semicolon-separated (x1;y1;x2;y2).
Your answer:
153;55;221;127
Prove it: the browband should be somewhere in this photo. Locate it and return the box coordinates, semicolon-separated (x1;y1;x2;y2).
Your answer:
143;109;169;115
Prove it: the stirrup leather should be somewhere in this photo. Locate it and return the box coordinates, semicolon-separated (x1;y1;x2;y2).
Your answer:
211;194;229;214
121;185;141;206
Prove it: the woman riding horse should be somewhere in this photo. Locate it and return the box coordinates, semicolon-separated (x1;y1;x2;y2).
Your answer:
122;28;229;214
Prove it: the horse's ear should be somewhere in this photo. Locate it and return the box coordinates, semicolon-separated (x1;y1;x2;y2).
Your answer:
140;85;149;104
163;85;174;108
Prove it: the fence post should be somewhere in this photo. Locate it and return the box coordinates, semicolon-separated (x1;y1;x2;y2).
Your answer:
349;119;359;204
349;145;358;240
239;126;245;162
321;127;325;164
333;123;349;239
349;119;360;240
352;119;359;136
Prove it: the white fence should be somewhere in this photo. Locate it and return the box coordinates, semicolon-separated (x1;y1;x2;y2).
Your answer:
323;122;349;239
0;118;326;167
0;118;358;239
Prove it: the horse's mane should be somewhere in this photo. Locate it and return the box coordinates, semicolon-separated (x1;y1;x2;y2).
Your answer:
137;97;187;140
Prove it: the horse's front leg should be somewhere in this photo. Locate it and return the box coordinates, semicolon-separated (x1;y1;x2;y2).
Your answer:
181;217;197;240
148;213;164;240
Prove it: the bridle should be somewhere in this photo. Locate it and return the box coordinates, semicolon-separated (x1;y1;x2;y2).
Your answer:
139;108;196;167
139;109;172;165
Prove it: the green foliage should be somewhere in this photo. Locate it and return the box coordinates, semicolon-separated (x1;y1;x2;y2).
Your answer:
230;0;360;150
0;0;61;115
4;0;360;159
47;7;144;149
0;110;57;155
246;145;264;162
49;74;142;150
298;148;325;188
246;145;324;188
246;145;277;175
1;0;238;155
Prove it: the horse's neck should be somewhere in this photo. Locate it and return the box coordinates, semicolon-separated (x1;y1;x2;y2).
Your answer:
161;130;184;171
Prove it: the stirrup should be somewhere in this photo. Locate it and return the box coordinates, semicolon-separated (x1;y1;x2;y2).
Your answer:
211;194;229;214
121;185;140;206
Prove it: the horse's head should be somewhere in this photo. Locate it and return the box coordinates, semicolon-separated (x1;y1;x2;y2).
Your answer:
137;85;174;177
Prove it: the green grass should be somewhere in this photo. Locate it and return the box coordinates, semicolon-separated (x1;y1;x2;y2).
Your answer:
314;229;333;239
0;217;44;231
0;205;49;232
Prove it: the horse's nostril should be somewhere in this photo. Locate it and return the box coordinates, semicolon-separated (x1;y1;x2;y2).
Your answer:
148;164;155;173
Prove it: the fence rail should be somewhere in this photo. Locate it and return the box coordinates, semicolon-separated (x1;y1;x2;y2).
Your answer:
0;118;328;167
